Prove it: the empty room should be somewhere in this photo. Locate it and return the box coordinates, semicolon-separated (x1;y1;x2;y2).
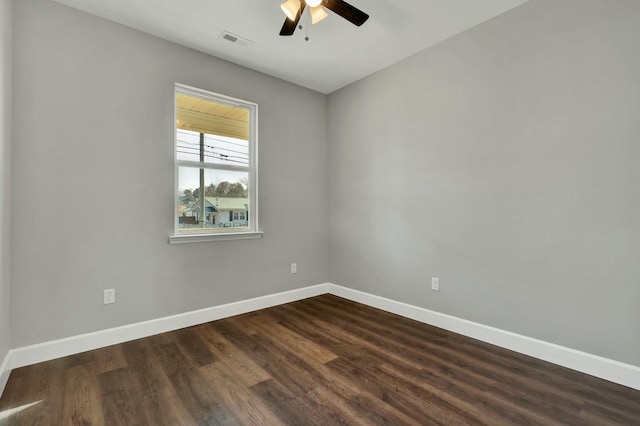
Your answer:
1;0;639;424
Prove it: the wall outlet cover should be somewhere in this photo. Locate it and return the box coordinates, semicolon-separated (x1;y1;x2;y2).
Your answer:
431;277;440;291
104;289;115;304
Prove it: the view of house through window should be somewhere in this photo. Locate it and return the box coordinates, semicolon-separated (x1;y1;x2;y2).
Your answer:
175;85;257;236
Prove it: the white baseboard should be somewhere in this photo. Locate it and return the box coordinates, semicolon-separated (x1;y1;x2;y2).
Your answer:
2;281;639;397
327;283;640;391
2;283;329;380
0;351;10;397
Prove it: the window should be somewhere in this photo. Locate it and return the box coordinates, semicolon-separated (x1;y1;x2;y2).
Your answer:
170;84;261;243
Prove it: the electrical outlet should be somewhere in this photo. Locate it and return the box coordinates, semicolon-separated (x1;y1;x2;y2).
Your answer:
104;288;115;304
291;263;297;274
431;277;440;291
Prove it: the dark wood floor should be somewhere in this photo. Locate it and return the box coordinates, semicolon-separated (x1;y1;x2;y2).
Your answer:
1;295;639;425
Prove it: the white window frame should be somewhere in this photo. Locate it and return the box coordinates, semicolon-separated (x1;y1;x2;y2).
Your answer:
169;83;262;244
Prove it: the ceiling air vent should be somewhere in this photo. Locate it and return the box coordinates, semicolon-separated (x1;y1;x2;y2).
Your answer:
219;31;253;48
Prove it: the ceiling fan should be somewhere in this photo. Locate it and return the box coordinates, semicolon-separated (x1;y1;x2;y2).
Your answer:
279;0;369;36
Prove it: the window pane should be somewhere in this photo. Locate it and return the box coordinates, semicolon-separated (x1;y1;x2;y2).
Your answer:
176;129;249;167
176;93;250;166
177;166;250;232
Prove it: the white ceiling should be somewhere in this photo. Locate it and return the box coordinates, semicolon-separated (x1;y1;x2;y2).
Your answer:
51;0;529;94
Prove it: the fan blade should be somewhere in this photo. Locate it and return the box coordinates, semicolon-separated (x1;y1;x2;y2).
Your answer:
279;2;306;36
323;0;369;26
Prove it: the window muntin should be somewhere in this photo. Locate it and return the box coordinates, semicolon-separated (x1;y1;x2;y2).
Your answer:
173;84;259;241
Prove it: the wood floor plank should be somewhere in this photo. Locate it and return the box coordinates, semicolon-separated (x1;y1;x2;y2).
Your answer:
138;385;198;425
8;357;69;425
307;307;580;424
152;341;236;424
213;319;320;396
250;378;317;425
201;361;285;425
62;362;105;426
578;400;639;425
119;337;172;397
194;322;272;387
93;344;128;374
2;294;640;425
312;295;640;417
174;326;219;368
249;332;363;402
302;296;592;417
326;356;483;426
239;312;339;365
346;391;428;426
0;375;26;411
305;385;376;426
98;367;149;425
229;310;265;335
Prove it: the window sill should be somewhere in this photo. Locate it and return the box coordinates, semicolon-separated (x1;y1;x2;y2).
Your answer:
169;231;264;244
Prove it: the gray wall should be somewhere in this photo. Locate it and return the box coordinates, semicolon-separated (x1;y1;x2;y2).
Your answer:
11;0;329;347
328;0;640;366
0;0;12;365
8;0;640;369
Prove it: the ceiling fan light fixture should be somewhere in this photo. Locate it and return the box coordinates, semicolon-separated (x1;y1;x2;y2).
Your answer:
279;0;368;36
280;0;301;21
310;6;328;25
